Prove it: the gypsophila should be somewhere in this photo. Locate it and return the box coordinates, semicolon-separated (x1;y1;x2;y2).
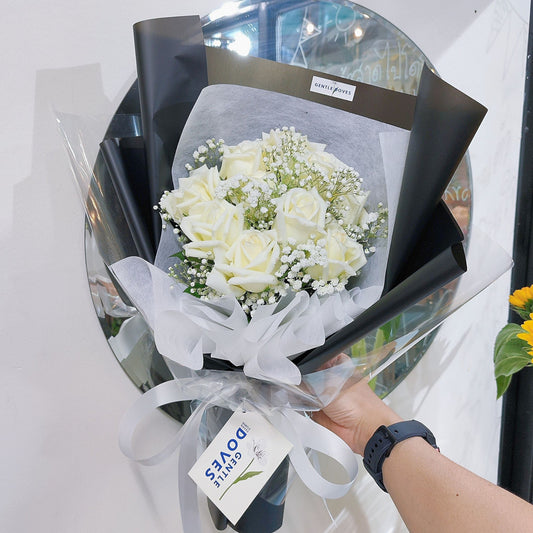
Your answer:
158;128;387;317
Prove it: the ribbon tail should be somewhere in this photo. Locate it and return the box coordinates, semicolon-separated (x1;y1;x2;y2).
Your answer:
177;400;208;533
273;409;359;499
118;380;195;465
117;377;234;533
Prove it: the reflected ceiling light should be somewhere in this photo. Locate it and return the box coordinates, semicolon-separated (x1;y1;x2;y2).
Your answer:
306;21;317;35
209;1;241;22
354;26;364;41
228;31;251;56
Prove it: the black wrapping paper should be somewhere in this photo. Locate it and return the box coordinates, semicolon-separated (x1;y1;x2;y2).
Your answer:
100;137;155;262
383;64;487;293
133;16;208;246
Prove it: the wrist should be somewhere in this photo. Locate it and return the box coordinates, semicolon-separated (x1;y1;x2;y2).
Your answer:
354;404;402;454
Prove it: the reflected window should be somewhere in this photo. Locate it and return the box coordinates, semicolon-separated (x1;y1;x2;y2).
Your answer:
202;0;428;94
276;2;425;93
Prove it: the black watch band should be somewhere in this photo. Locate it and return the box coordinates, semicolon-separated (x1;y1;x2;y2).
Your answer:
363;420;439;492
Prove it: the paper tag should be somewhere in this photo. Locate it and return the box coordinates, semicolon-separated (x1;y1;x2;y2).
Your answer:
188;409;293;525
310;75;356;101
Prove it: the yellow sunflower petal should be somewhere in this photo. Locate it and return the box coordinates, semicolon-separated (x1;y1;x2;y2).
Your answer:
521;320;533;334
509;285;533;309
517;332;533;347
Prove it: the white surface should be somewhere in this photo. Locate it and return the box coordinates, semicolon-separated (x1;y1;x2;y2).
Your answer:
0;1;528;532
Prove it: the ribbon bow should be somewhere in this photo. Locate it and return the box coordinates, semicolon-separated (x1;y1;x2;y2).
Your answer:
119;371;359;532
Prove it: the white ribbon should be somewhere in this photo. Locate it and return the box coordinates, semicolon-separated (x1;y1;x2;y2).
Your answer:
119;374;359;532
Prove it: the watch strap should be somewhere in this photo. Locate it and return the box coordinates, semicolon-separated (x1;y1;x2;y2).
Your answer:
363;420;439;492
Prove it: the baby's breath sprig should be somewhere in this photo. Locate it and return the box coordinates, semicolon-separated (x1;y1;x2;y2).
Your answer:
215;175;277;230
262;127;310;189
346;204;388;256
168;252;218;299
275;240;349;297
321;168;363;203
155;193;190;244
237;287;283;316
185;138;225;172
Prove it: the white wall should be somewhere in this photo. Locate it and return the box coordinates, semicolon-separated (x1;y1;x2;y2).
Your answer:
1;1;529;532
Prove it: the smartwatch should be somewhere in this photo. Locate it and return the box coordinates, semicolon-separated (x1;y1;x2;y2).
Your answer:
363;420;439;492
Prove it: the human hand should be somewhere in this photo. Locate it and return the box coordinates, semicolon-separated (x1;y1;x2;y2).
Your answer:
313;361;402;455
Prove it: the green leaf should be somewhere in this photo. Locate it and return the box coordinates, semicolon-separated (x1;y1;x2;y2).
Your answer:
378;316;401;343
496;374;513;399
494;323;524;361
512;306;532;322
351;338;367;357
494;353;531;378
234;471;263;484
171;251;186;260
493;324;532;392
373;328;386;351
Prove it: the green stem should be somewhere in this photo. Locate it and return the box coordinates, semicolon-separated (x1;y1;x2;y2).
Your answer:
219;458;254;501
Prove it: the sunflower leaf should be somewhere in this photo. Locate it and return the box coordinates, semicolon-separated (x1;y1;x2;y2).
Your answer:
494;324;525;362
496;374;513;399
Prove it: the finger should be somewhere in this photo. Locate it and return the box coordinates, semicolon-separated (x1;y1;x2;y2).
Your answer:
316;352;351;371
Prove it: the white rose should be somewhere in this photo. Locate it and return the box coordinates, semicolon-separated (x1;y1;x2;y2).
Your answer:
273;187;328;243
307;141;326;153
308;149;347;176
159;190;183;222
207;229;280;296
180;199;244;260
337;191;369;226
307;223;367;281
165;165;220;220
220;139;265;179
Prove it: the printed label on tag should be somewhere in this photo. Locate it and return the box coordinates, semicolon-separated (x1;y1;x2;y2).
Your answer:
188;410;293;525
310;75;356;101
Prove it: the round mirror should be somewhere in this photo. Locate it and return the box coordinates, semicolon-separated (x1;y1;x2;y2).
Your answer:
85;0;472;406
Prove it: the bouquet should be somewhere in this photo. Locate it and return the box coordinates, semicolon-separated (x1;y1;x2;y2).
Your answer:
58;14;510;533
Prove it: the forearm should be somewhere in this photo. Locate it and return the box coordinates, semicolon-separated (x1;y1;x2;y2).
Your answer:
317;379;533;531
383;436;533;532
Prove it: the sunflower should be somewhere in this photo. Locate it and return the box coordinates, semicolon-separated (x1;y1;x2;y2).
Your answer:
517;313;533;351
510;285;533;320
